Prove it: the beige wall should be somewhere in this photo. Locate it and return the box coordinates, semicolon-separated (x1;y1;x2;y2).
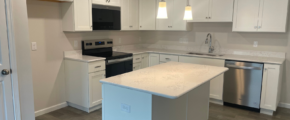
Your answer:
27;1;141;111
28;0;290;112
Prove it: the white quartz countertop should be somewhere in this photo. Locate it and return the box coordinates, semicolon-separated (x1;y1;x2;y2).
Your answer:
65;55;105;62
116;49;285;65
100;62;228;99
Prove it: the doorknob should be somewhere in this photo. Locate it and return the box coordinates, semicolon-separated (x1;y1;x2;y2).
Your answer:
2;69;10;75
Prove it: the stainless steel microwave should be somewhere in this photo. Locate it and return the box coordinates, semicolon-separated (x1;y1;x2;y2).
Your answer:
92;5;121;30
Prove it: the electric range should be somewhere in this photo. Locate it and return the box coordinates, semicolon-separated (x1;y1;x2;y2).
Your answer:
82;39;133;78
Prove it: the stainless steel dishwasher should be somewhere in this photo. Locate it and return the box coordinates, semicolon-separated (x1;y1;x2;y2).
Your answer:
223;60;264;109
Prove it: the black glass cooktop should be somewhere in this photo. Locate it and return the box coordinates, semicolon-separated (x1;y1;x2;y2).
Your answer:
82;48;132;60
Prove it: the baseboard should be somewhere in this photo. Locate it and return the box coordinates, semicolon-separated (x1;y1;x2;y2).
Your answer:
279;102;290;109
35;102;68;117
209;98;223;105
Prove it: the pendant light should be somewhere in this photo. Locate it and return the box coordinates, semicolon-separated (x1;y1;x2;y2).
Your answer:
183;0;193;20
157;0;168;19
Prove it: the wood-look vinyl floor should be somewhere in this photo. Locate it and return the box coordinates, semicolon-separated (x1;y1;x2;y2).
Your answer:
36;103;290;120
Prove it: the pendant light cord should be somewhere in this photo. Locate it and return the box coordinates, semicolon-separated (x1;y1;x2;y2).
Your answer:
187;0;190;6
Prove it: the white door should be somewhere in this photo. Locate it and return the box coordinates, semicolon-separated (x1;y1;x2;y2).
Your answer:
172;0;187;30
121;0;139;30
149;54;160;67
190;0;210;22
258;0;288;32
74;0;92;31
232;0;260;32
89;71;105;107
209;0;234;22
156;0;174;30
139;0;156;30
0;0;15;119
141;54;149;69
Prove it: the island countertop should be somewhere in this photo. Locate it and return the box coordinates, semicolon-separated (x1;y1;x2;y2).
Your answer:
100;62;228;99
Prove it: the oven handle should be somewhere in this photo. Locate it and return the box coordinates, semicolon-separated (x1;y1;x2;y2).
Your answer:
107;57;133;65
225;64;262;70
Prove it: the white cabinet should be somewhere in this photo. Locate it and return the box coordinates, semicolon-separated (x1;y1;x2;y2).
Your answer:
61;0;92;32
121;0;139;30
65;60;105;113
133;53;149;70
139;0;156;30
179;56;225;100
89;71;105;107
156;0;191;31
189;0;234;22
233;0;288;32
149;54;160;67
92;0;121;7
260;64;283;113
160;54;179;63
141;54;149;69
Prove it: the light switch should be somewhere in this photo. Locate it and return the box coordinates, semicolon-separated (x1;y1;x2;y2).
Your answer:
121;103;130;113
32;42;37;51
74;41;78;48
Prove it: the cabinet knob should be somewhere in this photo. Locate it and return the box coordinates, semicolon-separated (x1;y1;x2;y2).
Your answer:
209;17;211;19
140;26;142;28
265;68;267;71
258;26;261;29
254;26;257;29
206;17;208;19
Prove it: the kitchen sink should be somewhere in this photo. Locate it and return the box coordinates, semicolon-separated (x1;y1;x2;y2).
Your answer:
187;52;224;57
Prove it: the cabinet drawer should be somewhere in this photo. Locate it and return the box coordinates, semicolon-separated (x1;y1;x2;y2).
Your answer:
160;54;179;62
133;54;142;63
133;63;141;71
88;61;106;73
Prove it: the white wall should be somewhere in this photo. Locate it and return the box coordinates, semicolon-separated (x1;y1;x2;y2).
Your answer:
26;0;141;112
11;0;35;119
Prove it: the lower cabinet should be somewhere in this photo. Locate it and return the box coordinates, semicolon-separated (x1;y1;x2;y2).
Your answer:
133;53;149;71
65;59;106;113
160;54;179;63
149;54;160;66
179;56;225;101
89;71;106;107
260;64;283;113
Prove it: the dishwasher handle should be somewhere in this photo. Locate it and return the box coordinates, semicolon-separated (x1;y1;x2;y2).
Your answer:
225;64;262;70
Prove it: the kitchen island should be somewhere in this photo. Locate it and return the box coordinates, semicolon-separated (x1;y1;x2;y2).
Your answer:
100;62;228;120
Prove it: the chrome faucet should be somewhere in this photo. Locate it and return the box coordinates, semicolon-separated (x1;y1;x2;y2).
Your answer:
205;33;214;53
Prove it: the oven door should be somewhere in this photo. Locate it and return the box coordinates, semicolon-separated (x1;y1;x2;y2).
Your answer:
106;57;133;78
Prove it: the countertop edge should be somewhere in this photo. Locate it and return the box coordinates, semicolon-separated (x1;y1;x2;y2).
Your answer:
64;57;106;63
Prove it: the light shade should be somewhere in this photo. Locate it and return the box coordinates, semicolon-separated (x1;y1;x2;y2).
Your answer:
183;6;193;20
157;2;168;19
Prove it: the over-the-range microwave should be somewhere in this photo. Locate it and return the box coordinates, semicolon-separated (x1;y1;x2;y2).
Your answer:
92;5;121;30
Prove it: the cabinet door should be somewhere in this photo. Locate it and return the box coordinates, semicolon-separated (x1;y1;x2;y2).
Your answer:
260;64;281;111
190;0;210;22
139;0;156;30
149;54;160;67
156;0;174;30
92;0;120;6
209;0;234;22
74;0;92;31
121;0;139;30
258;0;288;32
232;0;260;32
133;63;141;71
179;56;225;100
89;71;106;107
141;54;149;69
172;0;188;30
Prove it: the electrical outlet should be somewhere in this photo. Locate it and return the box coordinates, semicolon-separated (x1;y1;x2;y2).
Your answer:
74;41;78;48
253;41;258;47
121;103;130;113
31;42;37;51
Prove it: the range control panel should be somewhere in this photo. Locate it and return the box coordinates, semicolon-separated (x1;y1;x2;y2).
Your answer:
82;39;113;50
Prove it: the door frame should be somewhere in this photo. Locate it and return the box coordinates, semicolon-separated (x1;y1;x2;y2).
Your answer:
3;0;22;120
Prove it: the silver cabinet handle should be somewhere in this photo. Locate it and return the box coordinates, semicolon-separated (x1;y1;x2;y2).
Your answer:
225;64;261;70
136;58;140;60
165;58;171;61
95;66;101;68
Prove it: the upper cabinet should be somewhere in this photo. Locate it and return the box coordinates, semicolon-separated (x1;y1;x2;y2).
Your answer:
156;0;192;31
92;0;121;7
61;0;92;32
233;0;289;32
121;0;139;30
188;0;234;22
139;0;156;30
